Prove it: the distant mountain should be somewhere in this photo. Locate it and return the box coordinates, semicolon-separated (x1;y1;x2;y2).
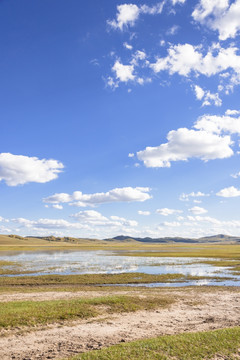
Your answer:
1;233;240;245
106;234;240;244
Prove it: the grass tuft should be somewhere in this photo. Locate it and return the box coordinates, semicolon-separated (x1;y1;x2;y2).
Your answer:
0;295;173;329
69;327;240;360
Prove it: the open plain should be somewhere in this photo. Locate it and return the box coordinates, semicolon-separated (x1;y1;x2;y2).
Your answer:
0;236;240;359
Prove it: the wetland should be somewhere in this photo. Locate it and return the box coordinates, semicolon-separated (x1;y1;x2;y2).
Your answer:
0;240;240;359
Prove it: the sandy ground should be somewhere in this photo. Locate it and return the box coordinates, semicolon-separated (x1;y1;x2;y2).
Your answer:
0;288;240;360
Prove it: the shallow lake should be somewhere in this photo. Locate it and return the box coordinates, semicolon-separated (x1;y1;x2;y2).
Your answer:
0;250;239;286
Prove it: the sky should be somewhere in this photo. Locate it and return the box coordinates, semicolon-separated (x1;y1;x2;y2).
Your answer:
1;0;240;239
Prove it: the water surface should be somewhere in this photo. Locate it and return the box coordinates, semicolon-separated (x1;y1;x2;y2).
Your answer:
0;249;239;286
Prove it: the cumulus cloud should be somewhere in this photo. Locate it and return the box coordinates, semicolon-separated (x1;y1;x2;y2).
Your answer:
194;114;240;135
52;204;63;210
150;43;240;78
193;85;222;106
108;4;140;30
225;109;240;116
11;211;138;234
192;0;229;23
156;208;183;216
112;60;135;82
128;153;135;158
43;187;152;206
138;210;151;215
187;215;221;225
108;3;164;31
194;85;205;100
189;206;208;215
137;128;233;168
110;50;149;87
216;186;240;197
192;0;240;40
12;217;87;230
179;191;209;201
135;109;240;168
0;216;9;223
70;210;137;227
162;221;181;227
0;153;64;186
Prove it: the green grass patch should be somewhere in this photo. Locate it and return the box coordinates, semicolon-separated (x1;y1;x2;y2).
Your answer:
0;273;186;287
0;241;240;257
0;273;229;292
117;246;240;259
69;326;240;360
0;295;173;329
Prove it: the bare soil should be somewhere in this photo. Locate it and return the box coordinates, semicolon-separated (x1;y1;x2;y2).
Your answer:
0;287;240;360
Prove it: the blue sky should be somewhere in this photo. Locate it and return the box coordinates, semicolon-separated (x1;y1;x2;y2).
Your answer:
1;0;240;238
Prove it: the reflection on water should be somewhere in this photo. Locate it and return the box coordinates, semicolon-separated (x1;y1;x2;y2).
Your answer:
0;250;239;286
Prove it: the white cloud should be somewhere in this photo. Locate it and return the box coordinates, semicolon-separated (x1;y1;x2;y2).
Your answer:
216;186;240;197
172;0;186;4
166;25;179;36
0;216;9;223
202;91;222;107
189;206;208;215
179;191;209;201
0;153;64;186
106;76;119;90
140;3;164;15
194;85;205;100
225;109;240;116
70;210;109;225
110;215;138;227
124;42;133;50
177;215;184;221
110;50;149;87
70;210;137;227
131;50;146;65
187;215;221;225
12;217;87;230
150;43;240;77
138;210;150;216
193;85;222;106
231;171;240;178
162;221;181;227
192;0;240;40
156;208;183;216
108;3;164;31
112;60;135;82
128;153;135;158
43;187;152;206
11;211;138;235
192;0;229;23
52;204;63;210
108;4;140;30
137;128;233;168
194;114;240;135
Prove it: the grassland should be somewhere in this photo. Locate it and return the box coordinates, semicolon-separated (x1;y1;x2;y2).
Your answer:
0;294;173;329
0;272;232;294
1;234;240;259
0;236;239;359
115;244;240;259
69;327;240;360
